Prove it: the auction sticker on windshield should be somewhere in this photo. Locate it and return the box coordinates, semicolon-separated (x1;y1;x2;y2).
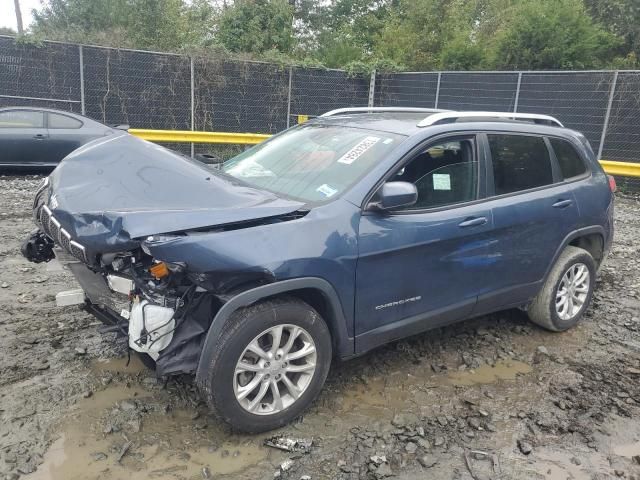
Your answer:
316;184;338;197
337;136;380;165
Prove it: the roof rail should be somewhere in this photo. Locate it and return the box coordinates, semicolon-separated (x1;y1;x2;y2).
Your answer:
321;107;449;117
417;111;564;127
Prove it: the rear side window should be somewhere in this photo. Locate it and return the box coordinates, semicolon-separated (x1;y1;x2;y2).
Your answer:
488;134;553;195
48;113;83;129
550;138;587;179
0;110;44;128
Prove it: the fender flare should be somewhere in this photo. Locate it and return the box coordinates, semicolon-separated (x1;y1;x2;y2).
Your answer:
543;225;606;283
195;277;353;385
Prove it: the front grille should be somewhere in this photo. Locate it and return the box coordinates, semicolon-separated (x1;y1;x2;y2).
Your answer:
35;204;88;263
59;229;72;251
70;241;86;261
39;206;51;237
49;217;61;242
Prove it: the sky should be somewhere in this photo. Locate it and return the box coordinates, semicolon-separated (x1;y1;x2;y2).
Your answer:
1;0;42;31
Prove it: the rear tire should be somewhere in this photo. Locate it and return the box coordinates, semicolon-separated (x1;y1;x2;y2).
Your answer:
199;297;332;432
528;246;596;332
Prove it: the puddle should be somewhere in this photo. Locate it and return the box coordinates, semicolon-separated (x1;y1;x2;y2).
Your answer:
443;360;532;386
529;448;611;480
91;355;147;374
333;360;532;417
26;384;272;480
28;435;267;480
336;372;411;417
614;441;640;458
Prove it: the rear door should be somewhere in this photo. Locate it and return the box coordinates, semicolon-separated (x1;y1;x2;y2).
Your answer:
474;132;580;314
45;112;89;162
355;134;495;350
0;110;49;166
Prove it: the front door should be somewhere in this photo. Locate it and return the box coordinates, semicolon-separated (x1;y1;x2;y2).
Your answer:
354;135;494;351
0;110;49;166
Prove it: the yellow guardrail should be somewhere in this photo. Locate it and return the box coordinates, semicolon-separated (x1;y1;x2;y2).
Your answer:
128;129;270;145
599;160;640;178
128;129;640;178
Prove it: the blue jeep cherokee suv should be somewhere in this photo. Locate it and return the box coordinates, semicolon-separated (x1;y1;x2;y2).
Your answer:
23;108;614;432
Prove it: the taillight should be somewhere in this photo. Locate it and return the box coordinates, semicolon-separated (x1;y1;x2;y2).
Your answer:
608;175;617;193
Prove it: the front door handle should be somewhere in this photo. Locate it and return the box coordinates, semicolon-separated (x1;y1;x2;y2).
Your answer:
552;199;573;209
33;134;47;140
458;216;488;228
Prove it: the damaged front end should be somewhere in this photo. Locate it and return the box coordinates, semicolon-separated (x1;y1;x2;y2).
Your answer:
25;210;223;376
88;248;223;377
22;135;306;376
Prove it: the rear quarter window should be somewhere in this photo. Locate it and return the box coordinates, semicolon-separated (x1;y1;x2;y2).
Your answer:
48;113;83;129
550;138;587;179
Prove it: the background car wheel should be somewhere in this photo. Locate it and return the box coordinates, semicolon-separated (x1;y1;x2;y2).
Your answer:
528;245;596;332
200;296;332;432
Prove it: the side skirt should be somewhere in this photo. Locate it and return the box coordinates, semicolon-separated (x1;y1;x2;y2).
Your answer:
354;298;475;355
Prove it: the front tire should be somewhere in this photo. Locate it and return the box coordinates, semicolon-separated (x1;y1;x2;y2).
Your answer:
528;246;596;331
200;297;332;432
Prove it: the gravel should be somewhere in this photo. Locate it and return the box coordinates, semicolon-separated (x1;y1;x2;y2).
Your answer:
1;175;640;479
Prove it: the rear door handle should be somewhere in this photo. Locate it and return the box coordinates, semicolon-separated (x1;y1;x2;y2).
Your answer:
552;199;572;209
33;134;47;140
458;216;488;228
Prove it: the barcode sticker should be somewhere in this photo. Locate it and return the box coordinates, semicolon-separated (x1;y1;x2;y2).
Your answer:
337;136;380;165
316;184;338;197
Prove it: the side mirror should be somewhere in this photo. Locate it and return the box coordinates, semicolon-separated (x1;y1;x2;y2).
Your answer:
195;153;224;165
370;181;418;211
110;124;130;131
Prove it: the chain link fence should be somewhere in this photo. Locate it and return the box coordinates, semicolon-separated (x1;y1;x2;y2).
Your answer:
1;35;640;182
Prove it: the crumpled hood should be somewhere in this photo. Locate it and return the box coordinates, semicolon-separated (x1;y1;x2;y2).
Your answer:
46;134;304;252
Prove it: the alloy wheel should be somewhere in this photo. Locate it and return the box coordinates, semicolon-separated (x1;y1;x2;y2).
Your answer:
233;324;317;415
555;263;590;321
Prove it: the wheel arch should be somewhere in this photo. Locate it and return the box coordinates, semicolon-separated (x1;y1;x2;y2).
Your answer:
568;232;605;267
544;226;606;284
195;277;354;386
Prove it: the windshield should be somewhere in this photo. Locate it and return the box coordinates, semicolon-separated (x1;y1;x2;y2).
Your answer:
222;124;405;203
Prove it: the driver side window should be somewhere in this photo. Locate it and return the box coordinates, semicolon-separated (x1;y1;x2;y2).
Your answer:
391;137;478;210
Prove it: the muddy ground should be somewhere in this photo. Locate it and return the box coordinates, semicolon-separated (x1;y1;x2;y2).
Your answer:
1;174;640;480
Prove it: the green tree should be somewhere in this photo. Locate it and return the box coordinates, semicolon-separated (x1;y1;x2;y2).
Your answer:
216;0;294;54
23;0;632;71
584;0;640;66
291;0;395;67
31;0;215;50
375;0;487;70
489;0;619;69
372;0;620;70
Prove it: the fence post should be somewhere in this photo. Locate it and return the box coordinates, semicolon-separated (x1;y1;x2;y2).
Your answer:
368;69;376;108
513;72;522;113
190;56;195;158
286;66;293;128
434;72;442;109
78;45;85;115
597;71;619;161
